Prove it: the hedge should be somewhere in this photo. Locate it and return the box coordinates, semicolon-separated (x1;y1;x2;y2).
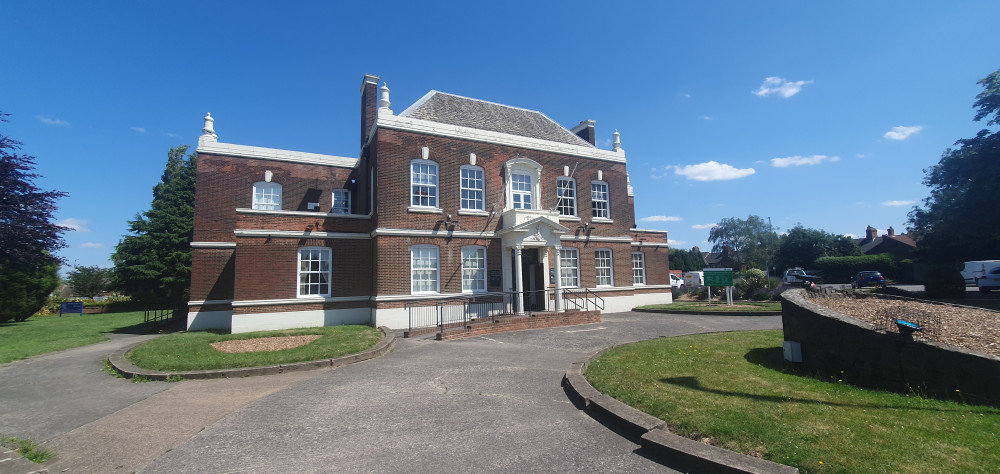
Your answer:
812;253;897;282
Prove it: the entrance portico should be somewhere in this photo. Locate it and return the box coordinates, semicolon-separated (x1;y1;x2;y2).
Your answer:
498;210;569;315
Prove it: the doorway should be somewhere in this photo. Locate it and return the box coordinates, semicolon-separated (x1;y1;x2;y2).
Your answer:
518;248;545;312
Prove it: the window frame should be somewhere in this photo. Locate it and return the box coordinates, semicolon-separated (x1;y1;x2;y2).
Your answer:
632;252;646;286
252;181;282;211
556;176;577;217
331;189;351;215
461;245;487;293
297;247;331;297
511;172;533;209
410;160;439;209
410;245;440;294
591;180;610;219
459;165;485;212
559;248;580;288
595;248;614;287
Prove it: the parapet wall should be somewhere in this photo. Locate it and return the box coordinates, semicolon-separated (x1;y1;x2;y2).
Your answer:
781;289;1000;406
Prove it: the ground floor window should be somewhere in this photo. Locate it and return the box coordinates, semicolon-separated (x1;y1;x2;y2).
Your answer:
298;247;331;297
461;246;486;292
632;252;646;285
595;249;613;286
411;245;440;294
559;248;579;288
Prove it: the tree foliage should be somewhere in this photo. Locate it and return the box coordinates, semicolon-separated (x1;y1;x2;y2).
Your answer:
0;112;67;322
669;248;704;272
775;224;862;271
67;265;112;298
707;215;777;270
908;69;1000;263
111;146;196;303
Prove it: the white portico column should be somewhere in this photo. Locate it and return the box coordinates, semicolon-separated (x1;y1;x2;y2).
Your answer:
553;245;564;312
513;245;525;315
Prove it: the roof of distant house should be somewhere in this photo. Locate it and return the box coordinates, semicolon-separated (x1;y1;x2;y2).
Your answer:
399;91;594;147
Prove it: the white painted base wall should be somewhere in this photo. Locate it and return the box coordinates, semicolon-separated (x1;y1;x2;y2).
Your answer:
600;292;673;313
231;307;372;334
628;291;674;308
187;310;233;331
373;307;409;331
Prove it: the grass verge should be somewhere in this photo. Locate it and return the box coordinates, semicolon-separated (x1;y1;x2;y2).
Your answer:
1;436;54;463
639;300;781;312
585;330;1000;473
0;311;149;364
126;325;382;371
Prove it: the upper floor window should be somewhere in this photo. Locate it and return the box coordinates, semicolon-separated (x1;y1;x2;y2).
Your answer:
460;166;484;211
411;161;438;208
411;245;440;294
298;247;331;297
511;173;533;209
559;248;580;288
595;249;614;286
556;177;577;216
591;181;609;219
331;189;351;214
461;246;487;292
253;181;282;210
632;252;646;286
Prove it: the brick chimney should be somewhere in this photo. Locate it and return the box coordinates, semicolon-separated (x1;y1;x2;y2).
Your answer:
865;225;878;240
570;120;596;145
887;226;895;236
360;74;380;148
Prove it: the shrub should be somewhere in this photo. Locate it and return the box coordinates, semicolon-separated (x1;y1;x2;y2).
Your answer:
923;265;966;299
0;259;61;323
736;268;768;298
812;253;898;282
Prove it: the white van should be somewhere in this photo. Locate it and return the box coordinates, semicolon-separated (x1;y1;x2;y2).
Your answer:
684;271;704;287
961;260;1000;285
669;274;684;288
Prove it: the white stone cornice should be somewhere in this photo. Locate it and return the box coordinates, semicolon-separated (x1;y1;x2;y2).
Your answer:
631;241;671;248
373;292;468;302
371;228;499;239
196;141;358;168
377;114;627;163
236;208;373;220
188;299;234;306
560;235;633;243
190;241;237;248
232;296;370;307
234;229;371;239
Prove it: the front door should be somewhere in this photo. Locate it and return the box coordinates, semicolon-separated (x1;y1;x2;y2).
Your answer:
519;248;545;312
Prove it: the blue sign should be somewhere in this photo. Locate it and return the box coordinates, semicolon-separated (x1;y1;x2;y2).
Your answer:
60;302;84;317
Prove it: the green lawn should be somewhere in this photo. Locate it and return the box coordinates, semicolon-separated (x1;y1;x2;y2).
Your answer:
586;330;1000;473
0;311;149;364
639;300;781;312
127;325;382;371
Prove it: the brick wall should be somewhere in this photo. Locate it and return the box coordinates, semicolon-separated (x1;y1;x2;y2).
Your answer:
190;248;235;301
233;237;374;301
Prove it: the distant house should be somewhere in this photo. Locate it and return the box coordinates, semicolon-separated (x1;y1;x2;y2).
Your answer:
855;225;917;260
694;245;730;269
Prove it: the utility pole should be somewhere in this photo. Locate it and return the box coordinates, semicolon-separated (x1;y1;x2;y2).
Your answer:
767;217;775;289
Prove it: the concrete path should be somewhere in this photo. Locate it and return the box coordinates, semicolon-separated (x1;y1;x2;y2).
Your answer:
1;312;782;473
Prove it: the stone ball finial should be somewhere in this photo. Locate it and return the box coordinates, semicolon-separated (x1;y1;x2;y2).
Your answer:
202;112;217;139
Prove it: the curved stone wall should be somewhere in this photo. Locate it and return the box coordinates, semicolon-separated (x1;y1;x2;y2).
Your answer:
781;289;1000;406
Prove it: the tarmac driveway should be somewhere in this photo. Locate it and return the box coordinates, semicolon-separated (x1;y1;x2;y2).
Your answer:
140;312;781;473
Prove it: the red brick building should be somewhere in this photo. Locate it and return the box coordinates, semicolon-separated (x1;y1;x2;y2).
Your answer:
188;74;671;333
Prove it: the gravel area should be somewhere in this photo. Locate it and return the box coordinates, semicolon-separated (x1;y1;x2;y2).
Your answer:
209;335;322;353
808;294;1000;358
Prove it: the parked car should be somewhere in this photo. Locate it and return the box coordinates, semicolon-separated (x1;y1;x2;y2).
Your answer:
669;274;684;288
977;267;1000;293
783;268;819;287
961;260;1000;285
851;270;886;289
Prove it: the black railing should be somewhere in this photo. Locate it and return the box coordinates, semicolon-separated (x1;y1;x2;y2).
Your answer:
406;289;569;333
562;288;605;312
144;300;186;330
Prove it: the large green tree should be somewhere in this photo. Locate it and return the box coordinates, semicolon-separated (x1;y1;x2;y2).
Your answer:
908;69;1000;263
67;265;112;298
775;225;862;270
0;112;67;322
112;146;196;302
669;248;705;272
707;215;777;270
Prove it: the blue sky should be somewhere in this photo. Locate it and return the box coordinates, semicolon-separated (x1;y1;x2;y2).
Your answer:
3;1;997;271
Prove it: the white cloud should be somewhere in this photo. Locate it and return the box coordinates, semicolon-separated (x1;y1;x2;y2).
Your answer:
668;239;686;246
675;161;755;181
58;218;91;232
639;215;682;223
683;93;692;99
770;154;840;168
856;153;867;159
131;126;147;133
753;77;813;98
80;242;103;248
36;115;70;126
884;125;924;141
165;132;181;138
700;115;712;121
692;223;718;230
882;200;915;207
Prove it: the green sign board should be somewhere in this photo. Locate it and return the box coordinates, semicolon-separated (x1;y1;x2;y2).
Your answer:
703;268;734;287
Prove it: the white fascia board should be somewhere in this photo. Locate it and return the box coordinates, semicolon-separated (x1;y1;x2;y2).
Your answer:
232;296;371;307
560;235;633;243
631;228;668;234
634;284;672;290
196;141;359;168
234;229;371;239
372;228;499;239
191;242;237;248
377;114;627;164
631;241;671;248
188;299;234;306
235;208;373;220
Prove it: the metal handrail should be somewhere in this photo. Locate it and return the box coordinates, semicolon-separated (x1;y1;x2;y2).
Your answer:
406;289;564;333
562;288;605;312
